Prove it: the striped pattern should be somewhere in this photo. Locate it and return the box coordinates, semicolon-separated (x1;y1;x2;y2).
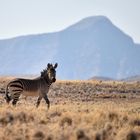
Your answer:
5;63;58;109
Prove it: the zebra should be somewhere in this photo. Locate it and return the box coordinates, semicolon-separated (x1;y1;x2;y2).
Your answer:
5;63;58;109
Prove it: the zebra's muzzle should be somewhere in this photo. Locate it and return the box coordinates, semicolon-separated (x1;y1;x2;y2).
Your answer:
52;78;56;82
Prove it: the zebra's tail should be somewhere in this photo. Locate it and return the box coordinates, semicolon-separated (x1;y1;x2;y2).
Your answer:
5;83;11;104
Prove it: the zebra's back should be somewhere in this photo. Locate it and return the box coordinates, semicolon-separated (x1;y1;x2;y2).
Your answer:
7;78;41;97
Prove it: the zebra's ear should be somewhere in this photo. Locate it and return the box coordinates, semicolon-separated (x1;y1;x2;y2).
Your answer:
54;63;58;69
47;63;51;68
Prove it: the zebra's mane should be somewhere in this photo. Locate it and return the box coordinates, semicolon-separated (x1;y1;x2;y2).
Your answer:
41;68;48;77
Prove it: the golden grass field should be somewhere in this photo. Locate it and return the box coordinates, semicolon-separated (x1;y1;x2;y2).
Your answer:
0;77;140;140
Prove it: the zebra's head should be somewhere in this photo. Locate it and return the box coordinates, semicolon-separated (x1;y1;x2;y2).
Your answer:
41;63;58;83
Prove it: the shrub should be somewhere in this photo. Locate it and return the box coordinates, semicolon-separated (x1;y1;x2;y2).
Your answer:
60;116;72;127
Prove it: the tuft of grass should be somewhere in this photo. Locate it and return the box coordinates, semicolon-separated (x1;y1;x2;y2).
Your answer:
108;112;119;122
126;131;140;140
33;131;45;140
76;129;90;140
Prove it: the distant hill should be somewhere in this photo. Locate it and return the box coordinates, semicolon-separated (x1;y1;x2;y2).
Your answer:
89;76;114;81
122;75;140;82
0;16;140;80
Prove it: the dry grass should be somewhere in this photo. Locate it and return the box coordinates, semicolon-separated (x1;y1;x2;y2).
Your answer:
0;77;140;140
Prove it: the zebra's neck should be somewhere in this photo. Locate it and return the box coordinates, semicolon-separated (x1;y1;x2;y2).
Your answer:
43;76;52;87
36;75;52;87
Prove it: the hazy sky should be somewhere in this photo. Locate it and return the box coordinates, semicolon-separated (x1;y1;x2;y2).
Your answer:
0;0;140;43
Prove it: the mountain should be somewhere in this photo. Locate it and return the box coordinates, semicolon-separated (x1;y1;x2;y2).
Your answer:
0;16;140;80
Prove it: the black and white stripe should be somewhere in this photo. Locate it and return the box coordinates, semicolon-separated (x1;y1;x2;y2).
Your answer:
5;63;58;109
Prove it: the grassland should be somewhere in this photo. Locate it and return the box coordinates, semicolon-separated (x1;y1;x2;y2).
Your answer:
0;77;140;140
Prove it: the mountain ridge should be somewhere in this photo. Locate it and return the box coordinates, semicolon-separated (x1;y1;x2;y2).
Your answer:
0;16;140;80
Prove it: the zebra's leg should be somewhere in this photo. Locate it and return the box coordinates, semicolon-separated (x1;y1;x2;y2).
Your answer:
43;95;50;109
24;96;27;100
12;98;19;106
36;96;42;108
12;92;20;106
4;96;12;104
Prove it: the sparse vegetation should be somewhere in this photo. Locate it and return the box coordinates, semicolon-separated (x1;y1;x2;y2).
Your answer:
0;77;140;140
